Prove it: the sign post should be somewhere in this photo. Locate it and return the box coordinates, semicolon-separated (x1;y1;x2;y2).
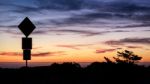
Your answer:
18;17;36;67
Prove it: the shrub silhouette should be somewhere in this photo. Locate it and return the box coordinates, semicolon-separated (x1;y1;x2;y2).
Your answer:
105;50;142;64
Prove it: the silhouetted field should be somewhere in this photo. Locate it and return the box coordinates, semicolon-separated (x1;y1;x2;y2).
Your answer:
0;62;150;84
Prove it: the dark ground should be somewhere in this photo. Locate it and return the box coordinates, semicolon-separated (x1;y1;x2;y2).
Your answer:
0;62;150;84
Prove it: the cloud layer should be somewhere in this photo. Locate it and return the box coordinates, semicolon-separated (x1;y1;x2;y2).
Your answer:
56;44;93;50
105;37;150;45
1;0;150;29
96;49;116;53
0;51;65;57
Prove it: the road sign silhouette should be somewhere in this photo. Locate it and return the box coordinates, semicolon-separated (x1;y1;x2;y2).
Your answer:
23;50;31;60
18;17;36;67
18;17;36;37
22;37;32;50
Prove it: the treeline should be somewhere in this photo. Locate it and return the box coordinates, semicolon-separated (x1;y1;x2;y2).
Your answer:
0;62;150;84
0;50;149;84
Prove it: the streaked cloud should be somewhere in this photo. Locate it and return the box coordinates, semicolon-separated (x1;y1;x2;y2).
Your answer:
31;51;65;57
126;45;143;49
96;49;116;53
105;37;150;45
0;52;20;56
0;51;65;57
50;29;109;36
56;44;93;50
120;38;150;44
32;47;43;50
57;45;80;50
104;40;125;46
1;27;133;37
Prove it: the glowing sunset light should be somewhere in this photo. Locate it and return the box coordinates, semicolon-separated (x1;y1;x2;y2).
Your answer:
0;0;150;68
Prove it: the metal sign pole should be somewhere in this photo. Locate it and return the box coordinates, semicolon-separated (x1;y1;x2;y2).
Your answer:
26;60;28;68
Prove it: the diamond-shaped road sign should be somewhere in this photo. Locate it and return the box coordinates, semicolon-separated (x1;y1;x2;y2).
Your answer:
18;17;36;37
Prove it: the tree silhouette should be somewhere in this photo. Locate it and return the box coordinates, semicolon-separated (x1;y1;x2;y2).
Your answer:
104;57;114;64
105;50;142;64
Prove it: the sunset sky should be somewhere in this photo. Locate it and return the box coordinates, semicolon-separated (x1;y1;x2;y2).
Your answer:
0;0;150;64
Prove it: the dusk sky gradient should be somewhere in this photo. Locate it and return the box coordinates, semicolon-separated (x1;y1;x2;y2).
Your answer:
0;0;150;65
